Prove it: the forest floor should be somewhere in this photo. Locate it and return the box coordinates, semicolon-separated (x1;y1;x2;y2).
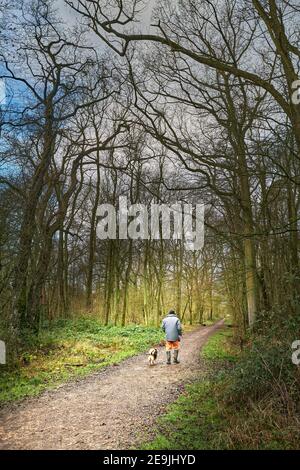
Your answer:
0;320;224;450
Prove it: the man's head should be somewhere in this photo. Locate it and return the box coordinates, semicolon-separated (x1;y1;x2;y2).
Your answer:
168;309;176;316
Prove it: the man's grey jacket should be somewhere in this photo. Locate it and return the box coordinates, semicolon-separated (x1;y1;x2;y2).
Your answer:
162;312;182;341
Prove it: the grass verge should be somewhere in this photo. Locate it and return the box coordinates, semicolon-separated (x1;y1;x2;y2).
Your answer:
0;317;164;406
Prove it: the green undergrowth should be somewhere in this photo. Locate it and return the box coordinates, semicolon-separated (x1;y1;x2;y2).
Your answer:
0;317;164;405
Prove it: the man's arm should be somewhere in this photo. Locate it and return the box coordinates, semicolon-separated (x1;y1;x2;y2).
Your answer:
161;319;166;332
177;319;182;337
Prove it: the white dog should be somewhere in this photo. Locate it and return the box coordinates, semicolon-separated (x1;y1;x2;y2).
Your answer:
148;348;158;366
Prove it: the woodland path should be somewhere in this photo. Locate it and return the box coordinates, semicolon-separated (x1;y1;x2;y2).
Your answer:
0;320;224;450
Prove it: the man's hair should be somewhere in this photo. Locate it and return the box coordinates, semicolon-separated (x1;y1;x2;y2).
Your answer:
168;309;176;316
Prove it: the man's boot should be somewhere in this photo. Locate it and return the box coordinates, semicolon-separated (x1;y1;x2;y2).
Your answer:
173;349;180;364
166;351;171;365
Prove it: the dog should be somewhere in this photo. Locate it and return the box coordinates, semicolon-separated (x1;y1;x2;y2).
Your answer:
148;347;158;366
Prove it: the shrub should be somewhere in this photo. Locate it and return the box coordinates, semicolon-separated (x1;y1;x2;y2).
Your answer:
224;315;300;413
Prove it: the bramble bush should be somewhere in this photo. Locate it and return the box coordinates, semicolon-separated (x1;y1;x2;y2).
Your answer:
224;311;300;413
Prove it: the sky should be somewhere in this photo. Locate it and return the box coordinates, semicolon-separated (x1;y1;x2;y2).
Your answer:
56;0;156;32
1;0;157;111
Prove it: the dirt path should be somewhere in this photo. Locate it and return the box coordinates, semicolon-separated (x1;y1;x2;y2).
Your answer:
0;320;224;450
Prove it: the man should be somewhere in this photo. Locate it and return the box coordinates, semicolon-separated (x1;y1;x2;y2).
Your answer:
161;309;182;365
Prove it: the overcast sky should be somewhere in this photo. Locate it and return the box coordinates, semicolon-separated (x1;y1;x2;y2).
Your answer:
0;1;157;108
55;0;156;32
